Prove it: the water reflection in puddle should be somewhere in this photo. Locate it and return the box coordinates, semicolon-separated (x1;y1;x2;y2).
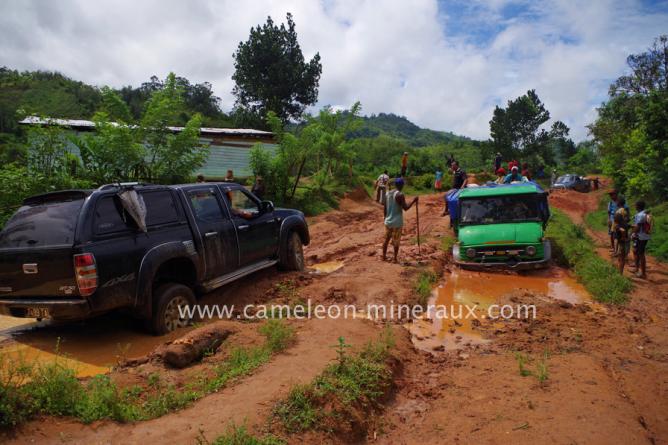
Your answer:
410;269;590;352
310;261;345;274
0;315;187;377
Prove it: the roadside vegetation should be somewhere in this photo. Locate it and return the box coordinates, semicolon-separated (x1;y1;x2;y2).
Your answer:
514;351;550;385
200;425;285;445
547;209;632;304
273;328;395;439
414;270;438;307
0;320;294;428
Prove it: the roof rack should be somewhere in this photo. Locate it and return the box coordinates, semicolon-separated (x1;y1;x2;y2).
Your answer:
97;182;153;191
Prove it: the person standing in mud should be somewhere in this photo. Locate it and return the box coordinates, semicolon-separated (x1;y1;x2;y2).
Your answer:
613;196;631;273
442;161;468;216
434;168;443;191
631;200;651;279
375;170;390;203
401;152;409;176
382;178;418;263
607;190;627;254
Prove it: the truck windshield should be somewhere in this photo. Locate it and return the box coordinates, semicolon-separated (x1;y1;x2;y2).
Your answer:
460;195;541;225
0;199;84;248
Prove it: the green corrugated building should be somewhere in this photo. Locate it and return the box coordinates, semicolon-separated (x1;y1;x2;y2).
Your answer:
19;116;277;179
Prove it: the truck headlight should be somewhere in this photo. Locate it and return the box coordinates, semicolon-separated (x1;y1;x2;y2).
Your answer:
466;248;476;258
526;245;537;256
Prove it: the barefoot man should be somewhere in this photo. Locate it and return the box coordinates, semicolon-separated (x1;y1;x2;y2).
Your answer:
382;178;418;263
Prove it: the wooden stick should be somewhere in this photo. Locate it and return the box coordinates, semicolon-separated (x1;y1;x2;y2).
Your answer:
416;200;421;255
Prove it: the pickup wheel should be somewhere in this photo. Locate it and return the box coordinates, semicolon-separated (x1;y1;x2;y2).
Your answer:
150;283;196;335
282;231;305;271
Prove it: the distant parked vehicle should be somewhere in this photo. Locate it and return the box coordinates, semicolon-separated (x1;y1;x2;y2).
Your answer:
551;174;591;192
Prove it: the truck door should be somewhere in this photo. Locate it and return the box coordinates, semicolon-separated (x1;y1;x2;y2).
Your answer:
220;187;279;266
185;187;239;279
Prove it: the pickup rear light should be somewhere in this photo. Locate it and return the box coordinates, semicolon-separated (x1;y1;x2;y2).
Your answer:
74;253;98;297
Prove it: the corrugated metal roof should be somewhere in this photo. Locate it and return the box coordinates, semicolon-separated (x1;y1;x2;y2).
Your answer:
19;116;273;137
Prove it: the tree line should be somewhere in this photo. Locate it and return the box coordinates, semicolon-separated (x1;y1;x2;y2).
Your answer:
4;14;662;226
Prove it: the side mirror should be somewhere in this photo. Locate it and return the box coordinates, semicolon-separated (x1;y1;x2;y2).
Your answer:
261;200;274;213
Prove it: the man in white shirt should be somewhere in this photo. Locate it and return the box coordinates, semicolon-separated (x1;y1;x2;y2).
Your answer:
375;170;390;204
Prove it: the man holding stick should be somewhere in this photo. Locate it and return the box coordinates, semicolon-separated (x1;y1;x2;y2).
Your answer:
382;178;418;263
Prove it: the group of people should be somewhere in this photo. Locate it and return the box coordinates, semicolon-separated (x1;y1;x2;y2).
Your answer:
607;190;652;279
494;153;533;184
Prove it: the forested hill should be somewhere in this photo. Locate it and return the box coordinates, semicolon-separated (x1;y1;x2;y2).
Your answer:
0;67;234;133
353;113;470;147
0;67;471;146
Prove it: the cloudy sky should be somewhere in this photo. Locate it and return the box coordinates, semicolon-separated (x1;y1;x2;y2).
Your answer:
1;0;667;140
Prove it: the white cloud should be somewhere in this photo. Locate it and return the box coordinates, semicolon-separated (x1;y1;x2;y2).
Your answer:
1;0;666;141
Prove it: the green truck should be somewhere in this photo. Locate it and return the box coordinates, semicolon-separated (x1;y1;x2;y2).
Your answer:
448;182;551;269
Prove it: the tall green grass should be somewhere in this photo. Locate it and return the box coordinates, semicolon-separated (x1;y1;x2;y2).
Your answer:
203;425;285;445
0;320;294;428
274;328;395;435
546;209;632;304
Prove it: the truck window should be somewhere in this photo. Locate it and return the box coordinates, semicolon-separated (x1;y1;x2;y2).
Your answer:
94;196;134;234
95;191;180;234
142;191;179;226
0;199;84;248
224;189;260;219
189;190;225;222
460;195;541;225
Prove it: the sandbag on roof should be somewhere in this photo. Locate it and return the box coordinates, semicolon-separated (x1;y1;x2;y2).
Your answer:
117;188;147;233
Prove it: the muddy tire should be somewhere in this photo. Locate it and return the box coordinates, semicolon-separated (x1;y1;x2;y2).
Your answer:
150;283;196;336
282;231;305;271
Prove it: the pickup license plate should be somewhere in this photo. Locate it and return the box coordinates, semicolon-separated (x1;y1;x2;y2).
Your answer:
26;307;50;319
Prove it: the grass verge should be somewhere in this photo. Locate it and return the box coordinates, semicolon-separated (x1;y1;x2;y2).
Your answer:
546;209;632;304
414;270;438;307
584;194;609;233
273;327;396;440
199;424;285;445
0;319;294;428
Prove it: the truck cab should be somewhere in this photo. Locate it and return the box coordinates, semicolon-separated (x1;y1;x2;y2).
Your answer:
449;183;551;269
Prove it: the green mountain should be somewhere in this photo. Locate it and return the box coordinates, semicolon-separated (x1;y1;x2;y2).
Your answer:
0;67;101;133
353;112;470;147
0;67;474;148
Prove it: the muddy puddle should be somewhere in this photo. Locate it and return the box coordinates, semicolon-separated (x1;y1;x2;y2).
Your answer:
309;260;344;274
410;268;590;352
0;314;187;377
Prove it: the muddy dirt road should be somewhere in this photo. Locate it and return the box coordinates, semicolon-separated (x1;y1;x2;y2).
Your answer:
2;186;668;444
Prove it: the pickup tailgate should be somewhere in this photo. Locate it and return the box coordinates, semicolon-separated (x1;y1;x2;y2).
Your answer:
0;247;77;297
0;193;84;298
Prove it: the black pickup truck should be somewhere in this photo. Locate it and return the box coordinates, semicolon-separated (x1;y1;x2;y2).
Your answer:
0;182;309;334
